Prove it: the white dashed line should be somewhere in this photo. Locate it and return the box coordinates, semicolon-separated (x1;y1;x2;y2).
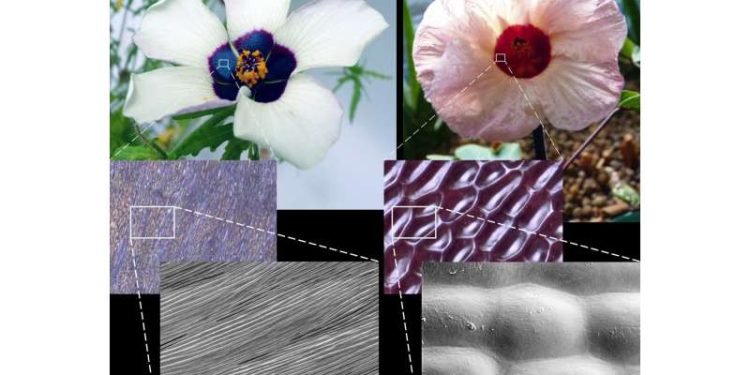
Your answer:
172;206;378;263
127;240;153;374
390;240;415;374
389;63;495;158
503;62;563;159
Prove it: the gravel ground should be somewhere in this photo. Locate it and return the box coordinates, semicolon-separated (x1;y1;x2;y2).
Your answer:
521;109;641;222
448;108;641;223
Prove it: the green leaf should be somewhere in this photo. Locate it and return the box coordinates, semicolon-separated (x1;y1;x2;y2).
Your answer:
452;143;523;160
362;69;391;80
333;75;353;92
495;143;523;160
619;90;640;111
617;0;640;44
248;142;260;160
433;117;444;131
631;45;641;67
349;82;362;122
620;38;640;67
172;105;235;121
403;81;413;110
403;0;420;110
168;108;234;159
221;137;252;160
111;145;161;160
613;183;640;207
454;144;496;160
334;63;390;122
426;154;456;160
348;64;363;75
109;107;133;154
610;210;640;222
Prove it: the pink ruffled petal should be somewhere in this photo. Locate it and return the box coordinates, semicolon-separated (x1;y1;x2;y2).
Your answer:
425;39;539;142
528;57;624;131
413;0;499;96
533;0;627;62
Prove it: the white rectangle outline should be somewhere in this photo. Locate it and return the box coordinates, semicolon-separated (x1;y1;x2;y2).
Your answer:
129;205;177;240
390;205;438;240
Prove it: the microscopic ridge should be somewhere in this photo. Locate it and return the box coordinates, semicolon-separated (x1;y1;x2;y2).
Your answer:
384;160;564;294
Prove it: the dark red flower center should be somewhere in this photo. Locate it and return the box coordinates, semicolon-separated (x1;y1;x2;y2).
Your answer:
494;24;551;79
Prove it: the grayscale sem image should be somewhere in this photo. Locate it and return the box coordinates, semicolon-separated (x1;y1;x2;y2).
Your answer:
384;160;563;294
422;263;640;375
110;161;276;294
160;262;379;375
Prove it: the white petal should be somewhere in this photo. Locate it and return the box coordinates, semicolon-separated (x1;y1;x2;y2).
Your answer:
529;57;624;131
225;0;290;40
274;0;388;73
124;66;232;124
233;75;342;169
133;0;228;68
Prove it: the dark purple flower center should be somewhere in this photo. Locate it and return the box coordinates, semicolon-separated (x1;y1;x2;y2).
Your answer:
208;30;297;103
494;24;551;79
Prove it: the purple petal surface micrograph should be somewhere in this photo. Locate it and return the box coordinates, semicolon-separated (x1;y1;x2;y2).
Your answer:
384;161;563;294
110;160;276;294
422;262;640;374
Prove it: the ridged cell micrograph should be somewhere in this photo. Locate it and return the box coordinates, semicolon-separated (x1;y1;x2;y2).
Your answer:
384;160;563;294
422;262;640;375
160;262;378;375
110;160;276;294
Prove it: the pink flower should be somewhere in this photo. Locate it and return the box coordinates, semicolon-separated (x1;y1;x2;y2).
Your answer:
413;0;627;141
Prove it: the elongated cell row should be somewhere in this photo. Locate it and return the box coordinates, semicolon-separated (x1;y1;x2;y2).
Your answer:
422;263;640;374
161;262;379;375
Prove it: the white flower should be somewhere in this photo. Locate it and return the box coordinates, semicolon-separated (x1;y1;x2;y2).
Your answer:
124;0;388;168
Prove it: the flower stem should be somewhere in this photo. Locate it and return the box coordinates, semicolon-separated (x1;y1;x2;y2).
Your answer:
249;143;259;160
562;108;619;171
532;126;546;160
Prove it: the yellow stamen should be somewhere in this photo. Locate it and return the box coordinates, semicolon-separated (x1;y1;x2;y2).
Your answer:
235;49;269;87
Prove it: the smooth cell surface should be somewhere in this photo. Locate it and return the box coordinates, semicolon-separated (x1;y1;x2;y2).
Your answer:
384;161;563;294
423;346;506;375
422;263;640;374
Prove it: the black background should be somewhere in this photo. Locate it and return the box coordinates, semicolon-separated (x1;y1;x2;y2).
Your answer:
111;294;159;375
563;222;641;262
